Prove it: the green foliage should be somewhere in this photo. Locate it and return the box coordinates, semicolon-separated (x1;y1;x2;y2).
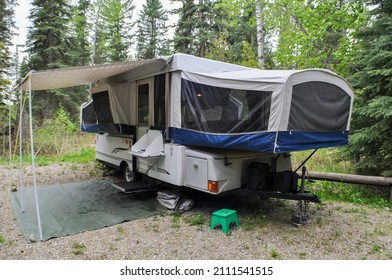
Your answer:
207;0;259;66
69;0;91;66
370;243;382;254
269;0;368;75
346;0;392;177
309;180;391;208
172;0;199;55
98;0;135;63
34;107;77;156
26;0;90;122
185;214;206;227
136;0;170;59
241;215;268;231
116;225;125;235
71;242;86;255
0;233;5;244
174;0;225;58
0;0;16;97
27;0;72;70
270;249;279;258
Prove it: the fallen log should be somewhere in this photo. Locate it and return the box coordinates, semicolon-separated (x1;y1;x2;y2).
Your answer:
298;171;392;187
297;171;392;201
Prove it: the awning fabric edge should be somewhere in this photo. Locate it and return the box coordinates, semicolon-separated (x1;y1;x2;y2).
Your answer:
15;58;162;91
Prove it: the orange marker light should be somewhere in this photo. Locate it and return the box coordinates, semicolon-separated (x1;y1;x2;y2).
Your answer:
208;180;219;193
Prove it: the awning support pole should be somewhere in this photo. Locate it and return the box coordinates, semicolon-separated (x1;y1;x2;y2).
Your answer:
9;104;12;167
28;77;43;241
19;88;24;213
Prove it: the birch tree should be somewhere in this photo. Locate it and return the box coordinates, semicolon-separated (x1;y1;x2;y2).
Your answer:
256;0;264;69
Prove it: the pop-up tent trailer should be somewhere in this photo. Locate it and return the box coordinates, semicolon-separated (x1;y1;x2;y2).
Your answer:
16;54;354;239
77;54;353;199
80;54;353;154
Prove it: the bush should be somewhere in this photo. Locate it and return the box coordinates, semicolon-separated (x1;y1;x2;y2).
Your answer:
34;107;77;156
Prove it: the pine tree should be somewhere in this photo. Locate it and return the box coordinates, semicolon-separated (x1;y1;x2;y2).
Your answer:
346;0;392;176
136;0;169;59
203;0;259;66
0;0;16;101
27;0;88;122
100;0;135;62
173;0;198;55
90;0;135;63
173;0;219;58
90;0;107;64
27;0;72;70
69;0;91;66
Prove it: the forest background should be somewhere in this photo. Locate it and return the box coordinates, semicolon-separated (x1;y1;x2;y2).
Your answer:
0;0;391;193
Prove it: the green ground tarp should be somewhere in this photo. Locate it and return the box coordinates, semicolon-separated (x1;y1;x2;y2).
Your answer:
10;180;163;241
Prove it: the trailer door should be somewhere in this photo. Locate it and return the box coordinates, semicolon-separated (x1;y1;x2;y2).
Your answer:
136;78;153;140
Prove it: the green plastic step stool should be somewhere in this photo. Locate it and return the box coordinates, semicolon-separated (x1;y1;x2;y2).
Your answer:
210;208;239;233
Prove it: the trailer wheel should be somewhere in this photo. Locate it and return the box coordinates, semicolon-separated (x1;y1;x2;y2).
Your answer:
123;162;134;183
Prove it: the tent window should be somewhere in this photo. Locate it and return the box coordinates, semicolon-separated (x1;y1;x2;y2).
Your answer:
181;79;272;133
92;91;113;124
138;83;149;126
154;74;166;126
288;82;351;131
81;100;97;125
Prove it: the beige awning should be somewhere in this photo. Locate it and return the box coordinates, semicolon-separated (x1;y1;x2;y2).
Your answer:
16;58;161;91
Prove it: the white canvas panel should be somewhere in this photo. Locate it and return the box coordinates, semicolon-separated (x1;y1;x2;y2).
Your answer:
267;84;286;131
170;72;182;128
108;83;132;125
168;53;250;73
181;70;283;92
291;69;354;97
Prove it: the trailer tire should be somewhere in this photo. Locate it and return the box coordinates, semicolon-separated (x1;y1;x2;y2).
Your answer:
122;162;134;183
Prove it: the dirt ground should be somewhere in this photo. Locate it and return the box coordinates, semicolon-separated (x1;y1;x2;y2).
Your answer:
0;162;391;260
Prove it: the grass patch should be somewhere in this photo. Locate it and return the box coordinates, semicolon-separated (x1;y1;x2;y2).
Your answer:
116;225;125;235
308;181;391;208
270;249;279;258
370;243;382;254
0;147;96;167
171;212;182;229
71;242;86;255
0;234;5;244
1;132;95;166
241;215;269;231
185;214;206;227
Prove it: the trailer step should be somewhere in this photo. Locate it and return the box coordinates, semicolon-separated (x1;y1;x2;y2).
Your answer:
112;181;161;194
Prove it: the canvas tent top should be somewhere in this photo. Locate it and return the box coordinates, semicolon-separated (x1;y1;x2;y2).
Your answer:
16;53;352;93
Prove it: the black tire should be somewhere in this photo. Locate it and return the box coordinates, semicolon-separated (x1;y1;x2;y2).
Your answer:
123;162;134;183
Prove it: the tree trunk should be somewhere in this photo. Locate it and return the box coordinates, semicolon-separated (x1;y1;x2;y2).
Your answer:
297;171;392;187
198;0;206;58
256;0;264;69
91;7;100;65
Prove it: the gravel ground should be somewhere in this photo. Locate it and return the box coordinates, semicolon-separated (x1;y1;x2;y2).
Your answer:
0;162;391;260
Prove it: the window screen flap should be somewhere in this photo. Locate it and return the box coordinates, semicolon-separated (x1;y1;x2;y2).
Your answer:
81;100;97;125
92;90;118;133
92;91;114;124
288;82;350;131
